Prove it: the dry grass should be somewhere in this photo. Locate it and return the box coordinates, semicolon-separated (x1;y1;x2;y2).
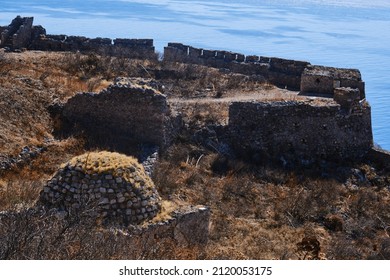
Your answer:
0;206;206;259
0;179;42;211
67;151;143;176
152;143;390;260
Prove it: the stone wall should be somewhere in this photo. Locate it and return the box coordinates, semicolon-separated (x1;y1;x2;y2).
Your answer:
116;205;211;249
39;152;162;226
0;16;35;48
164;42;310;90
163;43;367;94
0;146;46;175
0;16;156;59
366;147;390;169
301;65;365;98
58;80;180;154
228;100;373;163
31;35;156;59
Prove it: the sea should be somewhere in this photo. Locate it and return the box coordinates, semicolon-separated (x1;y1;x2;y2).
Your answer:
1;0;389;150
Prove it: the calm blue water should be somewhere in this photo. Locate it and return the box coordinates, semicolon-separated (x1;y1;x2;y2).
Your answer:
1;0;389;150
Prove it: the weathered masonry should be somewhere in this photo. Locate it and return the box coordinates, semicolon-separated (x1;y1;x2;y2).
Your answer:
300;65;365;98
57;81;180;154
2;15;386;164
163;43;366;96
228;98;373;163
0;16;156;59
164;42;310;90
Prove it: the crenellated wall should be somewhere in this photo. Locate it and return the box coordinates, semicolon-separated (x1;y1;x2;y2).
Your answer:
0;16;156;59
31;35;156;58
164;42;310;90
1;16;366;94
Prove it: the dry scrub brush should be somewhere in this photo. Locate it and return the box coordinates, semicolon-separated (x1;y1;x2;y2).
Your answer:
0;207;204;260
152;143;390;259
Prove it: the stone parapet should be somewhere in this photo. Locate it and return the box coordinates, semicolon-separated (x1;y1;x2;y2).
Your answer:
163;42;310;90
300;65;365;98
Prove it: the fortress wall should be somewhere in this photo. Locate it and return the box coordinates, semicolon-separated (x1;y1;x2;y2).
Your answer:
1;17;365;94
11;17;33;49
0;16;156;59
163;42;309;90
31;35;156;59
301;65;365;98
59;83;179;153
228;100;373;162
163;44;365;94
366;148;390;169
1;16;34;48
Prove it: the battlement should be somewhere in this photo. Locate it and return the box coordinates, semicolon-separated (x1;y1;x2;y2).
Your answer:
163;42;366;99
164;42;310;90
0;16;156;59
1;16;366;96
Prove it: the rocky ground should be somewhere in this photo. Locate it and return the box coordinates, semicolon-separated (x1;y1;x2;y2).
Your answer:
0;50;389;259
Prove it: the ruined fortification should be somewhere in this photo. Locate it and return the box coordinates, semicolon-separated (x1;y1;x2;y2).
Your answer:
164;42;309;90
0;16;156;59
229;99;372;163
2;16;385;164
55;78;180;156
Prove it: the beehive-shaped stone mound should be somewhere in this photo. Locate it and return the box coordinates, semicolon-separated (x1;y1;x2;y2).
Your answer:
39;151;161;225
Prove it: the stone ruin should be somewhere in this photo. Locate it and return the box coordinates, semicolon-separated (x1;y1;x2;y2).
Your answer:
229;98;373;163
164;42;310;90
0;16;366;95
0;16;37;50
53;78;181;156
39;151;162;225
300;65;365;98
53;78;373;164
0;16;156;59
1;15;382;165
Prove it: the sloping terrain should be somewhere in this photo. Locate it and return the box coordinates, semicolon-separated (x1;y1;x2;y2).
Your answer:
0;50;389;259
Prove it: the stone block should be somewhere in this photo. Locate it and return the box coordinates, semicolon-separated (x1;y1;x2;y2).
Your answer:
334;87;361;109
301;65;364;97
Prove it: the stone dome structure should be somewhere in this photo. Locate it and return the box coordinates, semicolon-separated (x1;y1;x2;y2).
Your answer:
39;151;161;225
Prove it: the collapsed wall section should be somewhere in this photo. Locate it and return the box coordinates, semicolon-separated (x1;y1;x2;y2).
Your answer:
0;16;35;49
229;100;373;163
59;82;179;154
